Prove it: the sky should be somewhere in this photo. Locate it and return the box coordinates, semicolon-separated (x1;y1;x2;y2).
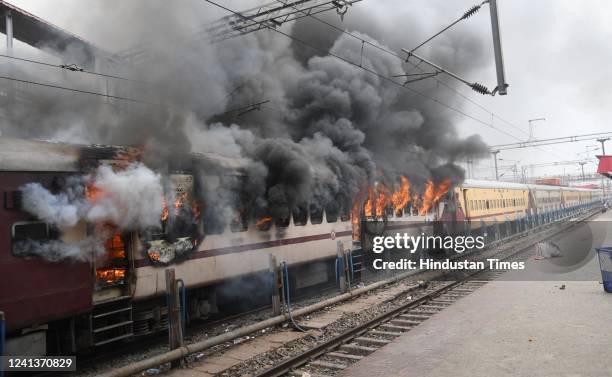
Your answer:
3;0;611;182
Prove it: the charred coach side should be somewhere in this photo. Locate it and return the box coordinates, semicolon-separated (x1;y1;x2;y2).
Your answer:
1;138;457;356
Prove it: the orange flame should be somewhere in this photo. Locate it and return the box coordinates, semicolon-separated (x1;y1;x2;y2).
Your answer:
256;216;273;230
192;201;201;219
161;193;201;221
364;183;395;218
375;184;391;217
419;179;451;215
433;179;452;203
85;184;109;203
391;176;411;216
161;197;169;221
419;180;435;215
351;199;361;242
105;233;126;259
364;187;374;217
96;268;126;285
149;250;161;262
173;192;188;215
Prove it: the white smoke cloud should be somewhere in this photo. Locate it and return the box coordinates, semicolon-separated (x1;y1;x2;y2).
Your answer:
86;163;163;229
21;182;82;229
18;163;163;261
13;237;106;262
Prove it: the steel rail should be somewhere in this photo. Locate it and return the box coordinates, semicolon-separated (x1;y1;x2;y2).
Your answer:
252;210;599;377
253;280;462;377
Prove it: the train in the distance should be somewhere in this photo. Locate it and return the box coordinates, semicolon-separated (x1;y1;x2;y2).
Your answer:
0;137;606;356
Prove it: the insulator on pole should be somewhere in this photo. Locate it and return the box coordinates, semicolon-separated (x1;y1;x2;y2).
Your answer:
470;82;491;95
461;5;482;20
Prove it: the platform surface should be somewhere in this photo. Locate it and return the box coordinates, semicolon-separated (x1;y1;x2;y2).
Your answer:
340;212;612;377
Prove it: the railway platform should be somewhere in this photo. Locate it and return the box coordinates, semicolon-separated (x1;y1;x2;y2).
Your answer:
339;211;612;377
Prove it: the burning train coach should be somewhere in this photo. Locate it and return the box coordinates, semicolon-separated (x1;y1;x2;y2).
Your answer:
0;138;603;356
0;138;444;355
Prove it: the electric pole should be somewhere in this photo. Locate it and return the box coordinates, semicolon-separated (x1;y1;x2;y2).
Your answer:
527;118;545;178
597;138;609;155
492;150;500;181
528;118;546;142
578;162;587;180
596;138;609;199
489;0;508;95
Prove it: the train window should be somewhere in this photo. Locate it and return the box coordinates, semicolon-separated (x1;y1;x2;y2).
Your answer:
325;202;339;223
203;208;226;234
309;204;323;224
255;216;273;231
275;215;290;228
11;221;57;258
13;222;49;240
340;200;350;222
293;204;308;226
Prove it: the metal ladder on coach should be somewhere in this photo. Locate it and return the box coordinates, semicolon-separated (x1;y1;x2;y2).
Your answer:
351;248;364;282
90;296;134;346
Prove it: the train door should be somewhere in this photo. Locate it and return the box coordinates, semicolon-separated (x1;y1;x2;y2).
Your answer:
89;229;134;348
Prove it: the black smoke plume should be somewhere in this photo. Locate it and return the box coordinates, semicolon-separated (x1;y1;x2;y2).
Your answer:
0;0;490;227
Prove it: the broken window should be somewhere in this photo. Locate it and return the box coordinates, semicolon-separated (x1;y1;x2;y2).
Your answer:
96;232;128;289
255;215;273;231
325;202;339;223
309;204;323;224
292;204;308;226
275;213;290;228
11;221;57;258
340;199;351;222
203;206;226;235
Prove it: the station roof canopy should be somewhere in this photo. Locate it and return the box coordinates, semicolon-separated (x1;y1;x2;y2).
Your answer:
597;155;612;179
0;1;114;66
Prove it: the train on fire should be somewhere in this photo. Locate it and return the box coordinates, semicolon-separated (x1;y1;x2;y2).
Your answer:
0;137;605;356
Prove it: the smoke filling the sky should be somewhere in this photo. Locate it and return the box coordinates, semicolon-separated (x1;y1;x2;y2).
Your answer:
1;0;523;227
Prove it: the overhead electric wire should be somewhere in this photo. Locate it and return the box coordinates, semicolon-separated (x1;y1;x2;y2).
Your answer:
408;1;490;54
203;0;524;142
0;53;145;83
268;0;564;159
274;1;543;146
273;2;532;141
0;75;158;105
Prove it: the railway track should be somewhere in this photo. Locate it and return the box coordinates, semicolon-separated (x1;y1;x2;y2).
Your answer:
250;230;561;377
